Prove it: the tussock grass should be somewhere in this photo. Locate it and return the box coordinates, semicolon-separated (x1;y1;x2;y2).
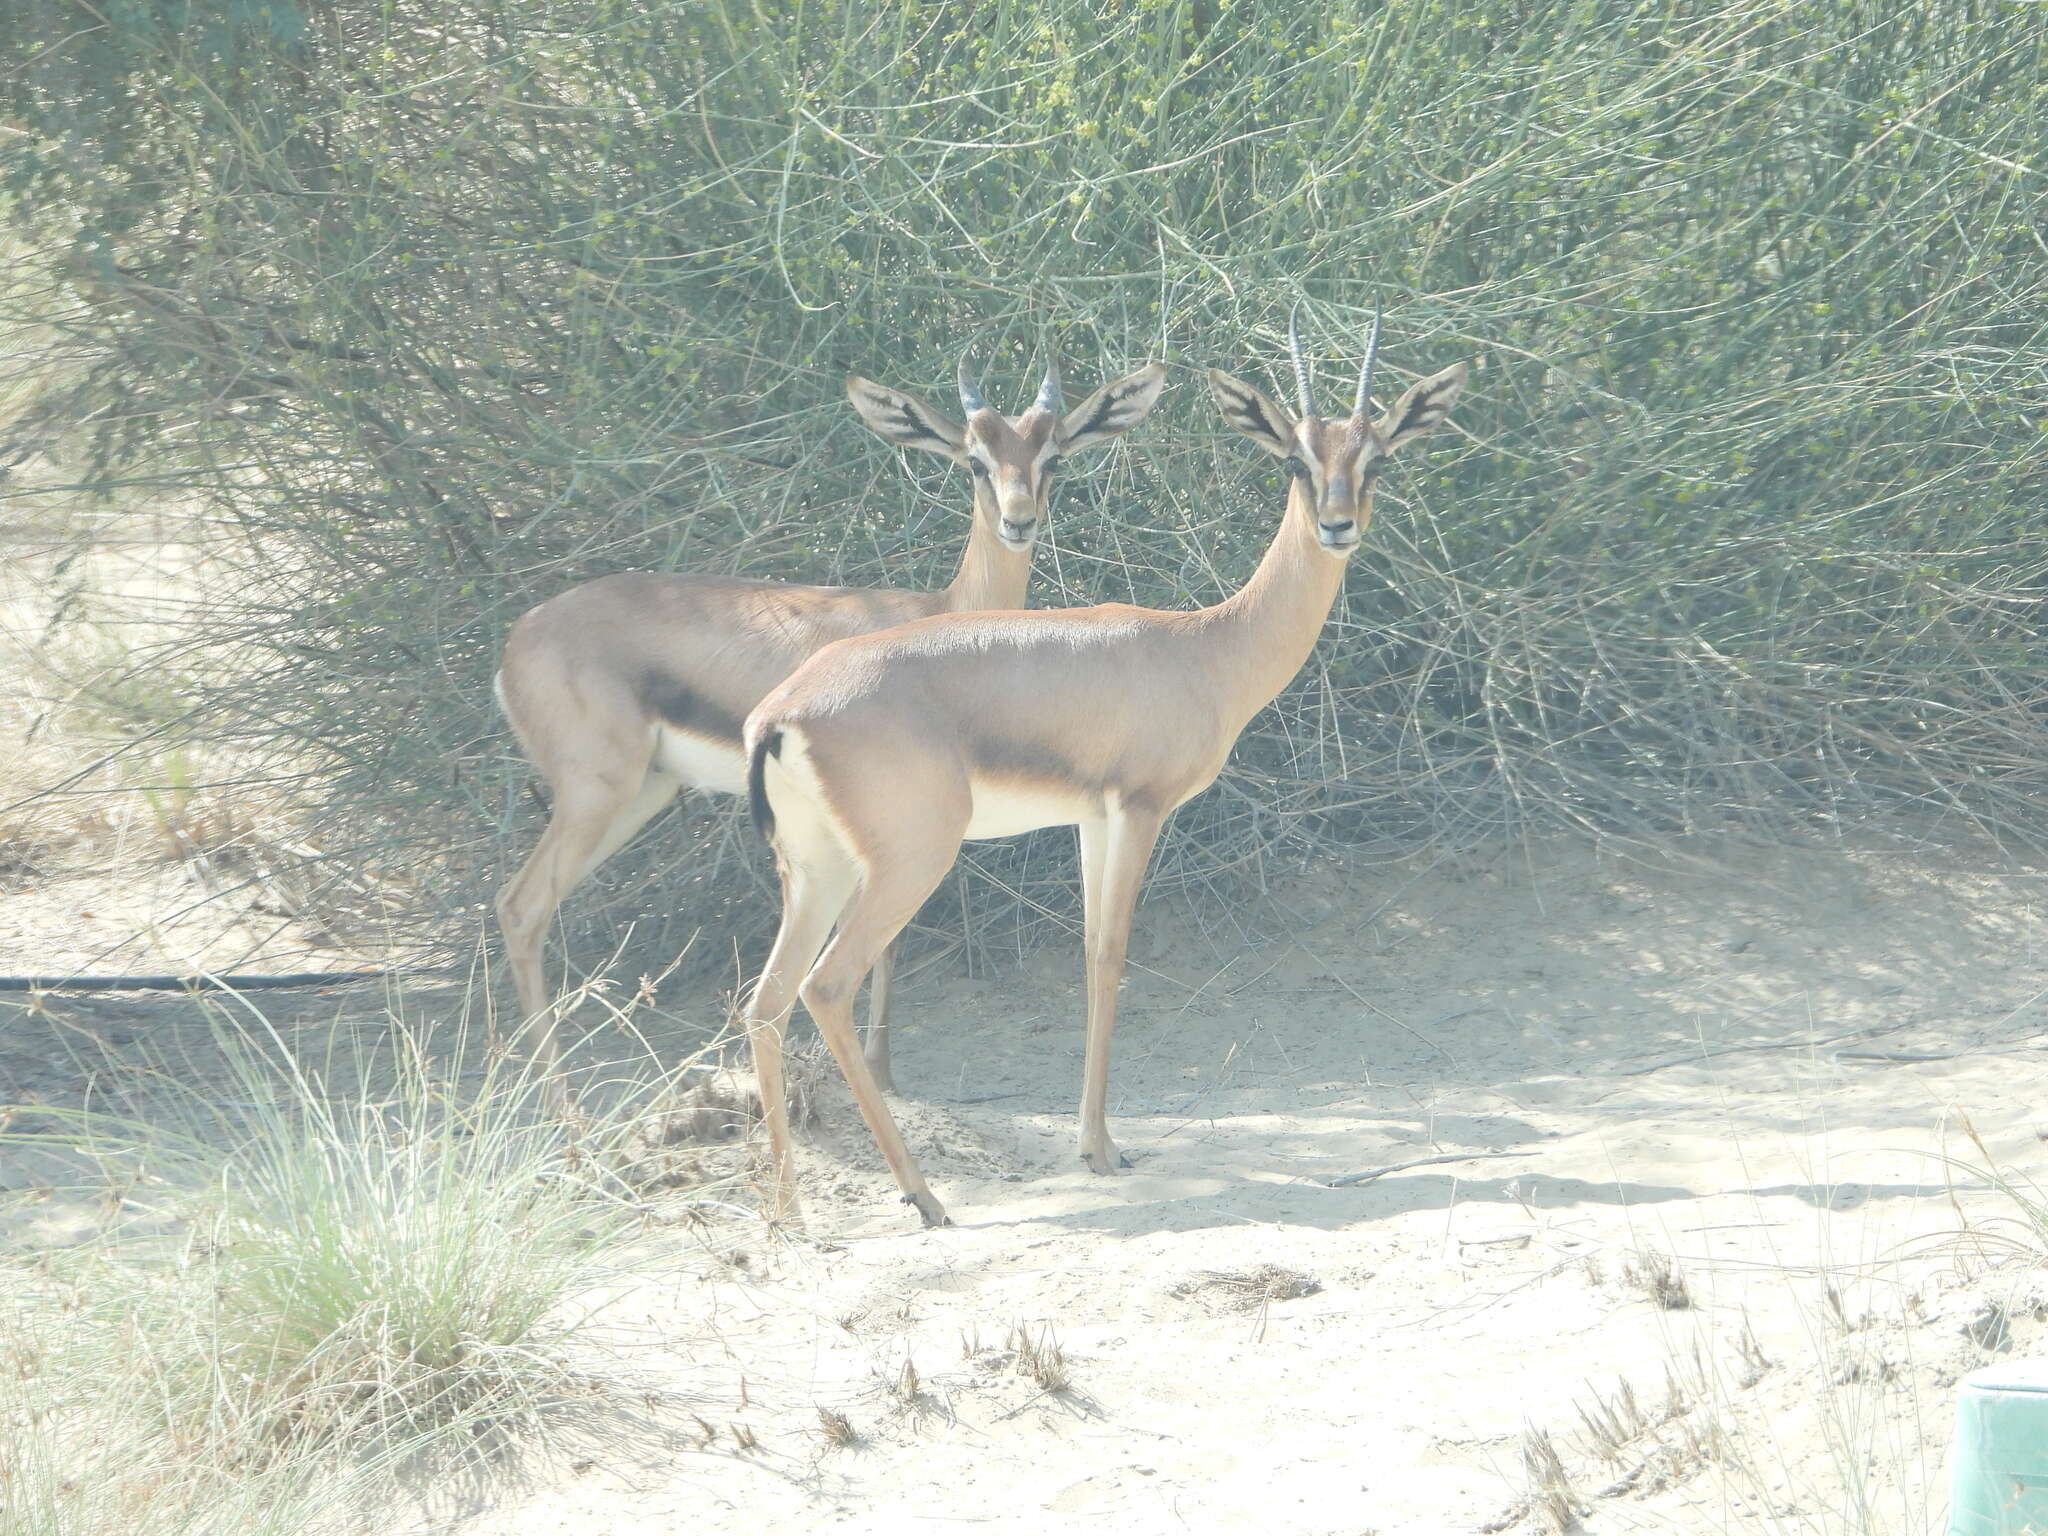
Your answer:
0;1373;340;1536
2;1004;666;1491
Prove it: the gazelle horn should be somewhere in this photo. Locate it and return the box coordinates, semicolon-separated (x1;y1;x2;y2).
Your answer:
957;352;987;416
1033;358;1063;415
1353;299;1384;417
1288;301;1315;419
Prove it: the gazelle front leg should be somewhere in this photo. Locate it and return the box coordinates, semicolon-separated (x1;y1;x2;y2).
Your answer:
863;941;899;1093
1076;800;1167;1175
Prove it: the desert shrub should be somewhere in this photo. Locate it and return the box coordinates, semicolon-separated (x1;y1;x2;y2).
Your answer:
1;0;2042;984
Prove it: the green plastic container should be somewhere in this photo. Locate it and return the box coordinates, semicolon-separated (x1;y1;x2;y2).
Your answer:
1953;1360;2048;1535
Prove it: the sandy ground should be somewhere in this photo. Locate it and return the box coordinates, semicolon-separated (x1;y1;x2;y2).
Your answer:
6;833;2046;1535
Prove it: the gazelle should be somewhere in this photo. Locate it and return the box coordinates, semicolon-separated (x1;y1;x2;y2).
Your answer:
494;359;1168;1096
739;310;1466;1226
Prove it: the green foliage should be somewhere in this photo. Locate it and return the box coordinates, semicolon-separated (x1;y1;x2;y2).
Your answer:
2;0;2044;971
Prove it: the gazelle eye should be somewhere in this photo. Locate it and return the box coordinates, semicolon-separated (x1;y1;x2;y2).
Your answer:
1042;456;1062;477
1284;456;1309;480
968;459;991;478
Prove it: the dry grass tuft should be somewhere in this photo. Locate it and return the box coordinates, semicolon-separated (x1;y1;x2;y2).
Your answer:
1520;1424;1582;1534
815;1405;858;1447
651;1071;757;1149
1004;1323;1070;1394
1733;1319;1772;1388
1169;1263;1322;1315
888;1357;921;1405
1574;1377;1652;1467
1624;1250;1691;1311
780;1039;833;1132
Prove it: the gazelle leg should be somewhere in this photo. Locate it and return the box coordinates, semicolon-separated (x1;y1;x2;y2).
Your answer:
571;768;683;886
1076;801;1167;1175
742;852;858;1223
863;941;899;1093
799;861;960;1228
496;765;678;1101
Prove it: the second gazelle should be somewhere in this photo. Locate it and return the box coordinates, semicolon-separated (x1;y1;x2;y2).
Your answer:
743;312;1466;1226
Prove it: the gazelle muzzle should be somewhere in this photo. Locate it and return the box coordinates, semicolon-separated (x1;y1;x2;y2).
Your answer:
998;509;1041;549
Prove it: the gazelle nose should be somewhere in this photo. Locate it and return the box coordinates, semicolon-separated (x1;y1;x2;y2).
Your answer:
1323;518;1355;535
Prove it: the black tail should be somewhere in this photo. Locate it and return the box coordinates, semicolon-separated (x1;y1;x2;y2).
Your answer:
746;727;782;843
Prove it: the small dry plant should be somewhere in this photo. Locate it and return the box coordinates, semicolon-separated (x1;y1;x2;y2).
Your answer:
1169;1263;1322;1315
960;1321;1075;1398
815;1405;858;1446
1521;1424;1581;1534
1575;1377;1652;1467
887;1356;922;1404
1005;1323;1070;1393
1624;1250;1691;1310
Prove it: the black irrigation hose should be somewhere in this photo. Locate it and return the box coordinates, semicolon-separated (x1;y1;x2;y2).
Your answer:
0;971;438;993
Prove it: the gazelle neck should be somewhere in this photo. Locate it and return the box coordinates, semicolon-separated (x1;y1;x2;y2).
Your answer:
1201;481;1354;724
939;486;1032;612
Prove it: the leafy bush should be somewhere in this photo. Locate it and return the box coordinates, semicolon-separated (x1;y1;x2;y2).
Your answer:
2;0;2043;983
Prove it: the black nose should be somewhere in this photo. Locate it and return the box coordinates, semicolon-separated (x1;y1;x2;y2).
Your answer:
1323;519;1355;535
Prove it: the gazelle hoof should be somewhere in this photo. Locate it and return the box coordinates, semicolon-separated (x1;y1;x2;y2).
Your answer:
901;1191;952;1228
1080;1144;1128;1176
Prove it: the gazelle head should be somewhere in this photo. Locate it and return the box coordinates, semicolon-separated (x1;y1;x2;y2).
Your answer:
1208;305;1467;556
847;358;1168;553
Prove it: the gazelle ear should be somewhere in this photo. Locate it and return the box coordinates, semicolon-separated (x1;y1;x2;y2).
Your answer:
1376;362;1467;454
1056;363;1168;454
845;376;967;459
1208;369;1295;458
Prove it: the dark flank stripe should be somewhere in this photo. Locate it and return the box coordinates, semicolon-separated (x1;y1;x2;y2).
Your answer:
970;738;1153;817
638;669;744;742
974;736;1083;783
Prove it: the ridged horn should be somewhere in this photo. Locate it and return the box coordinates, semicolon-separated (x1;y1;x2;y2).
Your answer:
1288;301;1315;419
957;352;987;416
1353;298;1384;417
1033;358;1063;415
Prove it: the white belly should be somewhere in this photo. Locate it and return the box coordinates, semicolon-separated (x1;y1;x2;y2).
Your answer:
652;726;748;795
963;777;1092;841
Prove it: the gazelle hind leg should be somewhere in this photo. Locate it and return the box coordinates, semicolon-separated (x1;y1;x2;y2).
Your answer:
863;941;899;1093
799;858;962;1228
572;768;682;885
1076;802;1167;1175
742;851;859;1223
496;762;675;1096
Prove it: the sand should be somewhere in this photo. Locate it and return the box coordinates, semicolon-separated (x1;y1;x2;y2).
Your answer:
450;835;2048;1534
4;833;2045;1534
